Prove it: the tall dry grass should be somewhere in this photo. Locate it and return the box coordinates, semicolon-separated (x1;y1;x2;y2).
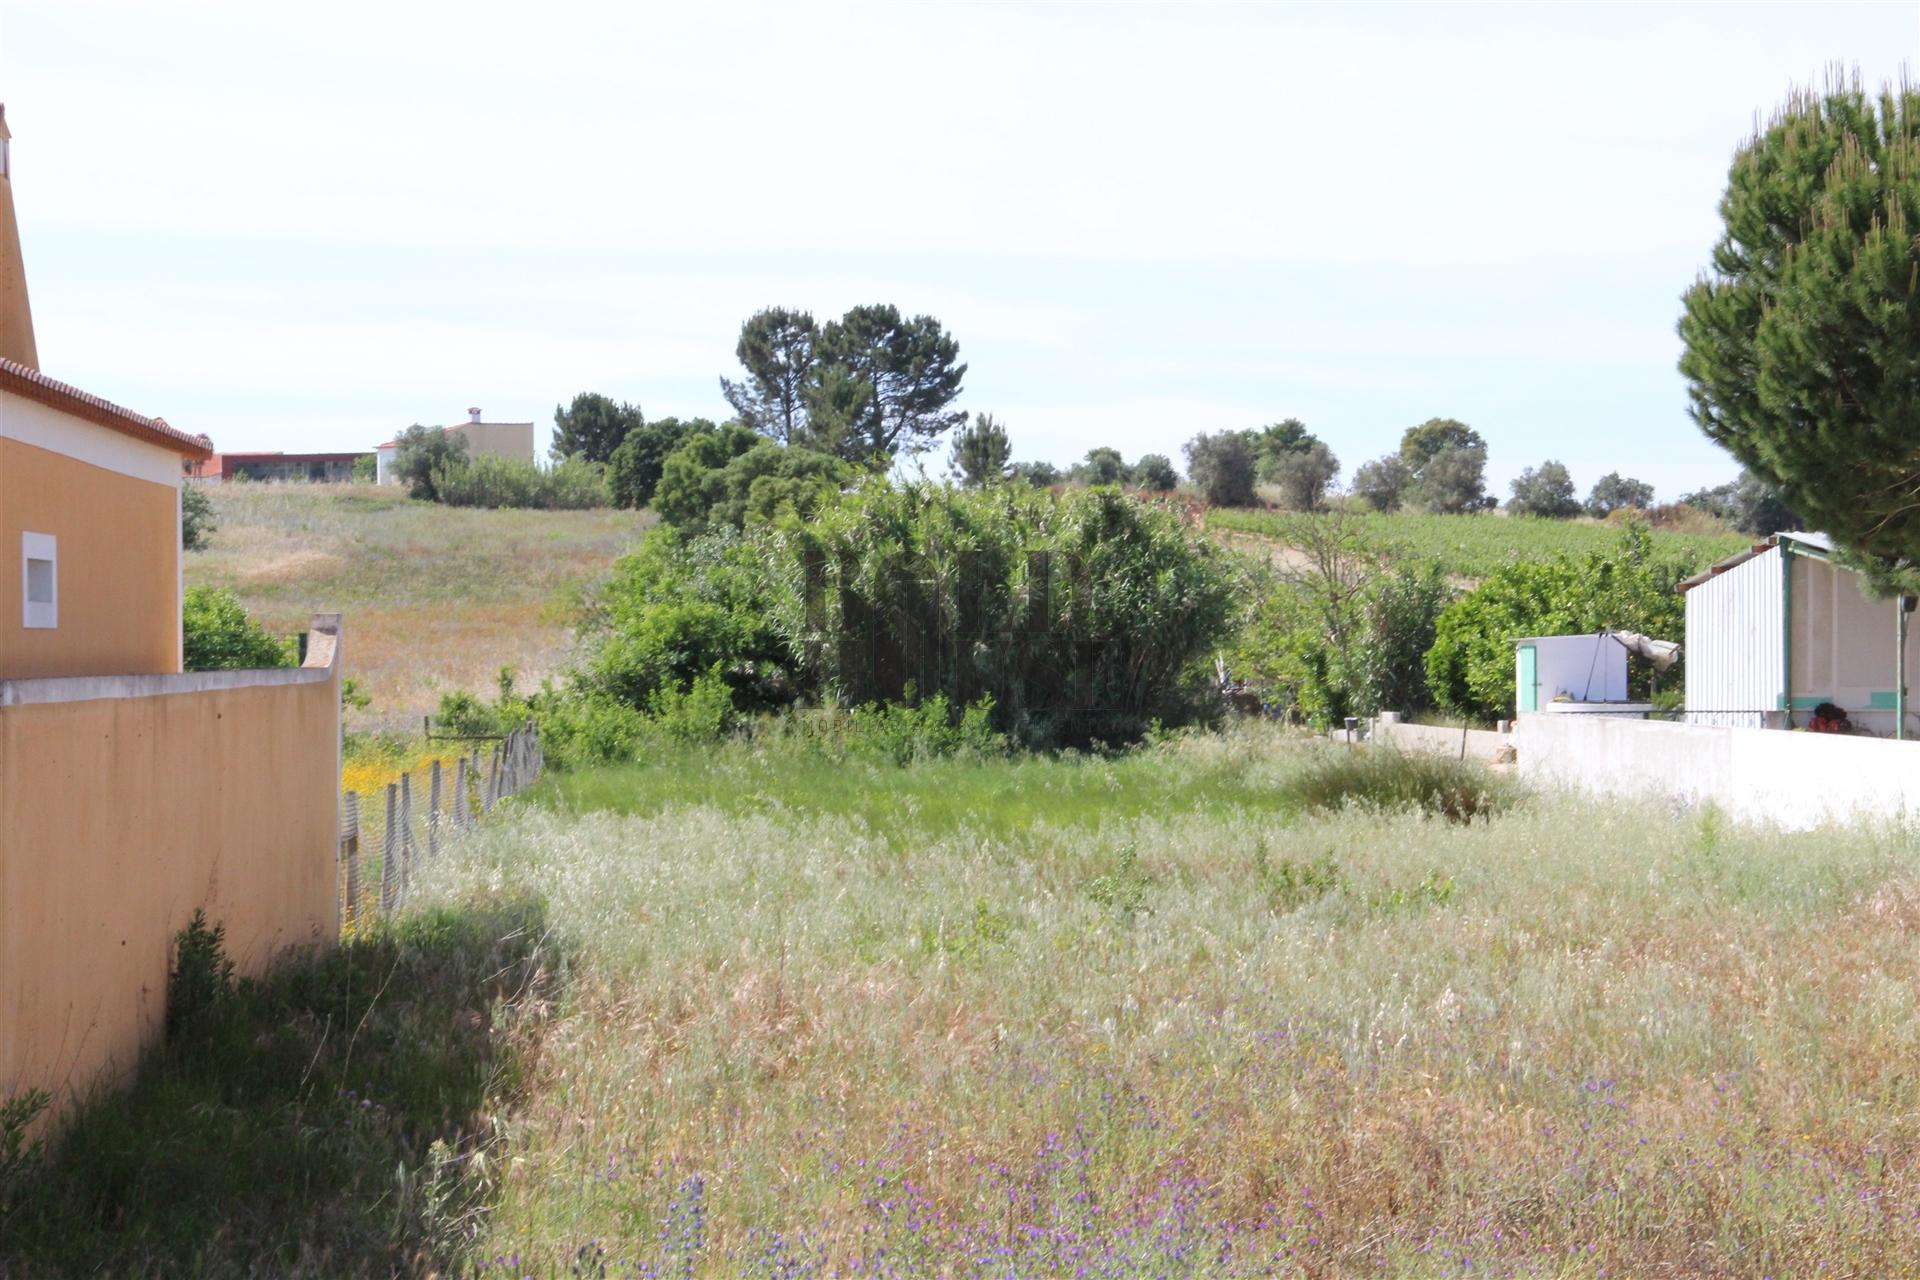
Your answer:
402;728;1920;1275
184;483;651;730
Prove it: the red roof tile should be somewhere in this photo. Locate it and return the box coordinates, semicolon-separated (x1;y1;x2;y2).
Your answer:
0;357;213;460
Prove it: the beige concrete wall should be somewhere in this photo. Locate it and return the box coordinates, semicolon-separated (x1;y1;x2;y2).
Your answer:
0;619;340;1115
1371;718;1511;762
447;420;534;465
0;414;183;679
1516;710;1920;830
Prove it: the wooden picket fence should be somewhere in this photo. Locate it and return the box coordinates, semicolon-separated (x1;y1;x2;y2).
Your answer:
336;719;543;931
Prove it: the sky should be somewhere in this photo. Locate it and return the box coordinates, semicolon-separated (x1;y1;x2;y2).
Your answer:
0;0;1914;499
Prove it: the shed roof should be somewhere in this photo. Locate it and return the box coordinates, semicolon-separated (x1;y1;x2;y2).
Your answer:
1677;530;1833;593
0;356;212;459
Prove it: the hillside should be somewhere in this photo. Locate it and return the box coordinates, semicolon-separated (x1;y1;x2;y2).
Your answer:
1208;507;1749;579
185;484;653;733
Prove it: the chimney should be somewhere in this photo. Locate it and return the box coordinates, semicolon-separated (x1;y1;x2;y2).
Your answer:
467;407;482;423
0;104;39;370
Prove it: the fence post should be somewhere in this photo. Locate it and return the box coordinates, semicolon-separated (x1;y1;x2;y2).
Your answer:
485;745;501;813
341;792;361;930
428;760;443;860
454;757;470;831
380;782;399;913
399;772;416;894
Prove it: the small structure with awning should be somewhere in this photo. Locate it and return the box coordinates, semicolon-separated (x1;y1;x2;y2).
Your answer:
1679;530;1920;736
1512;630;1679;718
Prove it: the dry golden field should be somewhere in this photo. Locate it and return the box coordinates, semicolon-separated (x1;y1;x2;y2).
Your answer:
184;483;652;733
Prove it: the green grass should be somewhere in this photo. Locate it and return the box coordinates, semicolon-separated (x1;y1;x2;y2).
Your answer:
20;727;1920;1276
1;898;555;1278
1209;507;1748;579
534;726;1305;844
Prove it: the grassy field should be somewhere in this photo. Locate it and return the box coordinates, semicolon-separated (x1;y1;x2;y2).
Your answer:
1208;508;1749;580
185;484;652;734
21;727;1920;1276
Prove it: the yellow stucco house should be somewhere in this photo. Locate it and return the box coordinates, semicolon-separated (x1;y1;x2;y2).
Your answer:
374;407;536;484
0;104;343;1121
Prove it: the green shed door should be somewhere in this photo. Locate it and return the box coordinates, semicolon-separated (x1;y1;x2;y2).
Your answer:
1517;644;1538;713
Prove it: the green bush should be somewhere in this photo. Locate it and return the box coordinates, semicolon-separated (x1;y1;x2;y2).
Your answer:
1223;514;1452;726
646;666;738;745
533;694;652;767
165;909;234;1045
653;428;849;534
429;455;611;510
181;483;215;551
843;693;1006;766
608;416;709;509
583;528;791;714
1424;523;1693;721
390;424;468;501
182;586;294;671
770;482;1239;746
1280;746;1515;823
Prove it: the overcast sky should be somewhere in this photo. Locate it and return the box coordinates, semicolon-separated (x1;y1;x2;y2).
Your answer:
1;1;1914;497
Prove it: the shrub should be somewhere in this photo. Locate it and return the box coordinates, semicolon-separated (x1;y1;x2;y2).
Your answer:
583;528;792;715
351;453;376;483
181;483;215;550
1133;453;1178;492
535;695;651;766
1409;444;1492;514
654;430;849;534
608;417;709;508
1351;455;1412;512
1223;512;1452;725
390;424;468;501
1265;440;1341;512
430;455;611;509
1424;523;1693;721
1280;746;1515;823
166;909;234;1044
772;483;1240;747
647;667;738;745
1507;460;1582;519
844;694;1006;766
1183;431;1257;507
182;586;294;671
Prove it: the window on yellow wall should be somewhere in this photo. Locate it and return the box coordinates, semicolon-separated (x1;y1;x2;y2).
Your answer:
22;531;55;629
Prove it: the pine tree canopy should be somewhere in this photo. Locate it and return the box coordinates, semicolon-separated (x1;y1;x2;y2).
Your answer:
1679;73;1920;583
720;308;819;444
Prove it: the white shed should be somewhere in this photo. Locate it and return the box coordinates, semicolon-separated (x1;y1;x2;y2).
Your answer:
1680;531;1920;733
1513;633;1631;714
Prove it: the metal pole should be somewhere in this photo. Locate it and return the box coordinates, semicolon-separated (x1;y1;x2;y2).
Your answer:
1899;595;1910;741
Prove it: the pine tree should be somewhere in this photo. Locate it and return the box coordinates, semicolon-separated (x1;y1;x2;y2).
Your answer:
948;413;1013;487
1679;73;1920;582
552;393;643;464
720;308;819;444
815;305;967;461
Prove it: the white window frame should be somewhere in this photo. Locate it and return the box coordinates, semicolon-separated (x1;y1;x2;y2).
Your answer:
22;531;56;629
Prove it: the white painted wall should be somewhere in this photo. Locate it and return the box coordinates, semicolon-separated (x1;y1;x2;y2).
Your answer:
374;444;397;485
1518;633;1627;708
1684;543;1782;728
1517;712;1920;829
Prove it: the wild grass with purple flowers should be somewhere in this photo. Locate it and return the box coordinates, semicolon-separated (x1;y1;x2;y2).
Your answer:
401;726;1920;1277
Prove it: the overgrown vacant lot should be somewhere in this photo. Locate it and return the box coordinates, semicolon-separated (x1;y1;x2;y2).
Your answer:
431;732;1920;1276
16;730;1920;1277
1208;508;1747;580
185;485;651;730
